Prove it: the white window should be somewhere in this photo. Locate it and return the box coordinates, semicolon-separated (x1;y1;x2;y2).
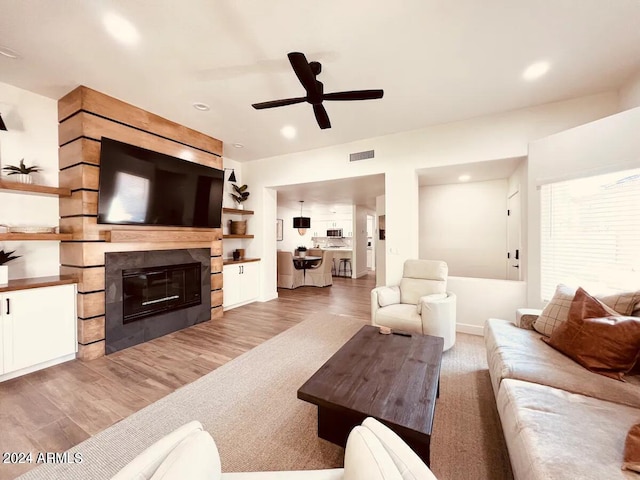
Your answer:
540;167;640;301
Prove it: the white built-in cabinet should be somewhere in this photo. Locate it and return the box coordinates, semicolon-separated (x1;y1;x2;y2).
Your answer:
0;284;77;381
223;261;260;310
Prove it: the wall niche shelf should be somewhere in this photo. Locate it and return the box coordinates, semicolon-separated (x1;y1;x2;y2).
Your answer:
0;179;71;197
222;207;254;215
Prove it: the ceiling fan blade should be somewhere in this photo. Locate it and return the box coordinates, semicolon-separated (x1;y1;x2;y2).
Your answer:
323;89;384;101
313;104;331;130
288;52;318;95
251;97;307;110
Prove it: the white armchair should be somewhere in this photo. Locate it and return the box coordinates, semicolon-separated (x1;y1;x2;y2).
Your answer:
112;418;437;480
371;259;456;350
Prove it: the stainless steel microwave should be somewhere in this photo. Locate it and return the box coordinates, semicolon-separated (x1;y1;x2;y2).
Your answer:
327;229;343;238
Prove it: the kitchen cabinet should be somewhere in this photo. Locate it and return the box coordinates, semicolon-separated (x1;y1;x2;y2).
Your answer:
223;261;260;310
1;284;77;380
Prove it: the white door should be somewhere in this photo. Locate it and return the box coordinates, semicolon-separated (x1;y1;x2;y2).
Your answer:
507;190;521;281
3;285;76;374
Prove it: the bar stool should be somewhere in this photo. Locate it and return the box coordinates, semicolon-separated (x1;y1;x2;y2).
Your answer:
331;258;337;275
338;258;352;277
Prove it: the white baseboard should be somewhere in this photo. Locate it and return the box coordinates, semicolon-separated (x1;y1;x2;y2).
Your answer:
259;292;278;302
456;323;484;336
0;353;76;383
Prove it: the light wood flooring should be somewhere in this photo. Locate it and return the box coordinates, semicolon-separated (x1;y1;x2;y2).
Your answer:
0;271;375;480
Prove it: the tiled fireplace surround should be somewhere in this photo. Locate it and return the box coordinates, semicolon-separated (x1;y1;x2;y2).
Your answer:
105;248;212;354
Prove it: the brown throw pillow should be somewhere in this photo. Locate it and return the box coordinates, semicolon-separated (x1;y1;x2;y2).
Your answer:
623;424;640;473
543;287;640;380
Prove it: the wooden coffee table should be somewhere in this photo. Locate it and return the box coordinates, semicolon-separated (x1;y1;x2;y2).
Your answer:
297;325;443;466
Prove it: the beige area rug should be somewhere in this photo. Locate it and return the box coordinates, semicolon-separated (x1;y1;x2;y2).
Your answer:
18;314;512;480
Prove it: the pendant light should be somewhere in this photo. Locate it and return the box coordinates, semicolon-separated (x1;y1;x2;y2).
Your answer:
293;200;311;235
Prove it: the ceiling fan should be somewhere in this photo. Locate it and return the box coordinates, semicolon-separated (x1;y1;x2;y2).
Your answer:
251;52;384;130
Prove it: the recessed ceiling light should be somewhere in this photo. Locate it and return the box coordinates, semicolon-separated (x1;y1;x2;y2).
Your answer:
232;143;244;148
192;102;210;111
281;125;296;140
522;61;550;81
103;12;140;46
0;46;21;59
458;174;471;182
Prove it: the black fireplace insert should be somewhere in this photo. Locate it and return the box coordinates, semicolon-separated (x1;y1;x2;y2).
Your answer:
122;262;201;323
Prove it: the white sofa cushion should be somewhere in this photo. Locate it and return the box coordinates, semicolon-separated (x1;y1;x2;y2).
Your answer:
151;430;221;480
497;378;640;480
362;418;436;480
375;304;422;334
377;286;401;307
112;421;211;480
343;426;403;480
220;471;344;480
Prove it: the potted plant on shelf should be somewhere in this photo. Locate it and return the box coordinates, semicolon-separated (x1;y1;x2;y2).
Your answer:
297;246;308;258
2;159;41;184
0;249;20;285
230;183;250;210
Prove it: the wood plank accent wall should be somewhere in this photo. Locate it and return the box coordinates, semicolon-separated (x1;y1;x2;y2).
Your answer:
58;86;225;360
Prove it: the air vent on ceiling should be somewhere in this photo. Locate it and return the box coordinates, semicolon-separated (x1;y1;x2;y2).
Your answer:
349;150;375;162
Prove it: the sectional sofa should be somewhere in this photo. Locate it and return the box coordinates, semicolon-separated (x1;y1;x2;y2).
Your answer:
485;310;640;480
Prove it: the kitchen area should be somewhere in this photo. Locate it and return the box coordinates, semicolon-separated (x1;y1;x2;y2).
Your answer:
277;203;375;279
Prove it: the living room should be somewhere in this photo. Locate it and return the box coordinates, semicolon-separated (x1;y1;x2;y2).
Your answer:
1;2;640;480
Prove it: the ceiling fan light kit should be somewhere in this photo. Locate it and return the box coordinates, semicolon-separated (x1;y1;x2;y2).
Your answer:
252;52;384;130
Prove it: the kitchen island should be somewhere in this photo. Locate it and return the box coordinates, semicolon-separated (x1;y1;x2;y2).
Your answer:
320;248;352;277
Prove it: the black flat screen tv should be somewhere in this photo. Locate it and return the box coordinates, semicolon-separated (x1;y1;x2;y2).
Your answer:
97;137;224;228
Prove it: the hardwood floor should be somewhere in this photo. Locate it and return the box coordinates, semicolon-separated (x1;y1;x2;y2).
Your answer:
0;271;375;480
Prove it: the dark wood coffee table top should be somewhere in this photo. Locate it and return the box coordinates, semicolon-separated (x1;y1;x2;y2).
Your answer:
298;325;444;439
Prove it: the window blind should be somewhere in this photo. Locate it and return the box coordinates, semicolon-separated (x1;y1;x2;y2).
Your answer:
540;167;640;301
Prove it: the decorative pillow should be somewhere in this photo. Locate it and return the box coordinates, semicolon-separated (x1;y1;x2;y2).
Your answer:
543;288;640;380
623;423;640;473
343;426;403;480
533;284;626;336
362;417;437;480
377;286;401;307
416;293;448;315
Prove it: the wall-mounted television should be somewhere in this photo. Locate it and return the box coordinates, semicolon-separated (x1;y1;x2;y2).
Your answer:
97;138;224;228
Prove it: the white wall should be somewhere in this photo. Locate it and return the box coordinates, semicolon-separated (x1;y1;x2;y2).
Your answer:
450;276;527;334
527;106;640;307
242;91;620;309
0;82;60;280
353;205;368;278
375;194;386;286
419;179;508;279
619;70;640;110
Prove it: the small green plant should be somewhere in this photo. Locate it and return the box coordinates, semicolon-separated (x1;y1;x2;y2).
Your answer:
0;249;20;266
2;159;41;175
231;184;250;204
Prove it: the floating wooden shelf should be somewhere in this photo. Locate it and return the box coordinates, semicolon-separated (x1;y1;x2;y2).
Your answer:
0;274;78;293
223;234;254;239
105;229;220;243
222;207;254;215
0;233;73;241
223;257;261;265
0;179;71;197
